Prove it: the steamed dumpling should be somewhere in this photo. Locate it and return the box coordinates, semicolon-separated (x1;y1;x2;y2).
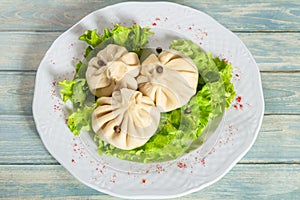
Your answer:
137;50;198;112
92;88;160;150
86;44;140;97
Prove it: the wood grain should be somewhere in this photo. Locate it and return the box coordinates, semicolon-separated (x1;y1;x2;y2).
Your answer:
1;114;299;164
0;72;35;115
242;115;300;163
0;32;59;71
0;0;299;32
0;32;299;71
0;115;55;164
0;164;299;199
1;72;300;115
262;73;300;115
239;33;300;71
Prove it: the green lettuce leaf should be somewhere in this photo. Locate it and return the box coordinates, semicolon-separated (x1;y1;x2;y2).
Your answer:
111;25;132;46
78;24;153;58
58;80;75;102
58;78;89;107
214;57;236;108
67;104;96;136
79;28;112;47
71;78;88;107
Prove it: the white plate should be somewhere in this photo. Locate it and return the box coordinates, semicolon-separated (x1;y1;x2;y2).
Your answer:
33;2;264;199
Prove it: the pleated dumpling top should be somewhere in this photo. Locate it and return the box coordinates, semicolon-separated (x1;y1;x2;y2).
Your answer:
137;50;198;112
92;88;160;150
86;44;140;97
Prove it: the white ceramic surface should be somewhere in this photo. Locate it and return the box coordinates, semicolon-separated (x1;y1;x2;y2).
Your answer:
33;2;264;199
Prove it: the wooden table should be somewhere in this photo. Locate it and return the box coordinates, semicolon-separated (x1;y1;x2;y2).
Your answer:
1;0;299;199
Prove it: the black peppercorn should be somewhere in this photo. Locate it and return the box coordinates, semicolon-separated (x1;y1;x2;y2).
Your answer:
156;47;162;54
97;59;106;66
156;66;163;73
113;125;121;133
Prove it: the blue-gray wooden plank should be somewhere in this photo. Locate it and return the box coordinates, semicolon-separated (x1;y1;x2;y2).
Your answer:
0;0;299;32
0;164;299;199
0;32;299;71
0;72;35;116
262;72;300;114
0;115;54;164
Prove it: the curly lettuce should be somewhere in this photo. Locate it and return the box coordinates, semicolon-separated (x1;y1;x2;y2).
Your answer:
79;24;153;57
67;104;96;136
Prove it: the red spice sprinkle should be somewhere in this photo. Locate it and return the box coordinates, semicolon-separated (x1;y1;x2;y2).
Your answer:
177;162;187;169
201;158;206;166
142;178;147;184
152;22;157;26
188;26;192;30
156;164;164;173
155;17;161;21
71;159;75;163
145;169;149;173
233;104;238;109
235;74;240;77
236;96;242;103
239;104;243;109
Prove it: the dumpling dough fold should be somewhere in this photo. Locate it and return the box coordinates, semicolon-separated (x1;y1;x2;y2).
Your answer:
92;88;160;150
86;44;140;97
137;50;198;112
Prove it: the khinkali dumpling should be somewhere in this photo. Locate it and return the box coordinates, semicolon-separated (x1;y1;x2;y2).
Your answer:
86;44;140;97
92;88;160;150
137;50;198;112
